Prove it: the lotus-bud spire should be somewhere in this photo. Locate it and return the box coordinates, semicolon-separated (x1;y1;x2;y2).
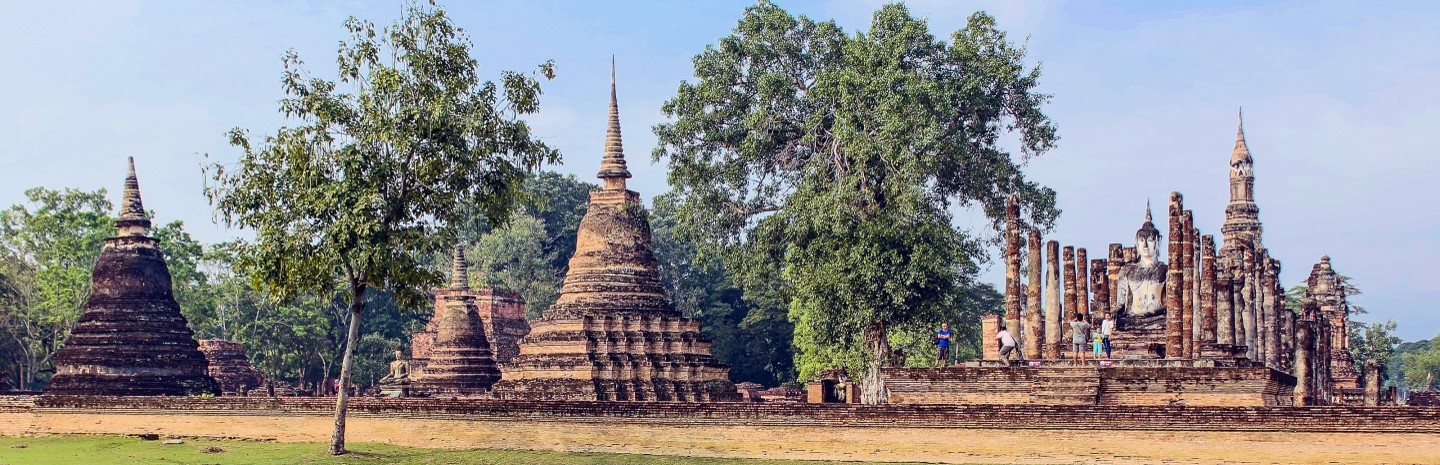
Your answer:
450;244;469;290
115;157;151;237
597;56;632;189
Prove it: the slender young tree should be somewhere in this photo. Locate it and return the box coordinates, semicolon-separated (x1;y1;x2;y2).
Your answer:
654;3;1059;402
205;1;556;454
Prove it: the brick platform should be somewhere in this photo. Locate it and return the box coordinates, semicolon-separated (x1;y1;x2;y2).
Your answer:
884;365;1294;406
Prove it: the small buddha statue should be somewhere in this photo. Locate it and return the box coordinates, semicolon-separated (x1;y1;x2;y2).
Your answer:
378;349;411;386
1114;203;1168;330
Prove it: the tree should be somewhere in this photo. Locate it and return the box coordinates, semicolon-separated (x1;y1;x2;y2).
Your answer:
1349;320;1401;387
1402;335;1440;391
205;1;556;454
651;193;796;385
467;213;559;320
653;3;1058;402
0;188;113;390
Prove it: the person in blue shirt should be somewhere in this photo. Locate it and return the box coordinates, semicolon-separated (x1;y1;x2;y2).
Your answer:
935;323;954;367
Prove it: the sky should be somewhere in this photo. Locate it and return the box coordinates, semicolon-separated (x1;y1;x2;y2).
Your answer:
2;0;1437;340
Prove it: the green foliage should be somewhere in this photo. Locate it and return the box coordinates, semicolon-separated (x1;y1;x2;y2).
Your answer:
1348;320;1401;387
653;2;1058;398
1400;334;1439;391
0;187;113;389
651;194;796;385
467;213;559;320
204;1;555;452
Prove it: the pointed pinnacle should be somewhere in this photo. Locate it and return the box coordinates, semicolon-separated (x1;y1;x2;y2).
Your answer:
597;56;632;182
450;244;470;290
116;156;152;236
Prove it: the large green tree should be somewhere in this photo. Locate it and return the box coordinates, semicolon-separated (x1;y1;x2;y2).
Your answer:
467;213;559;320
205;1;556;454
1401;335;1439;391
653;3;1058;402
0;188;112;389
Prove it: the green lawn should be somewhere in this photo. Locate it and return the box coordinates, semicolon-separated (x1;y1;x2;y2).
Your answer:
0;435;937;465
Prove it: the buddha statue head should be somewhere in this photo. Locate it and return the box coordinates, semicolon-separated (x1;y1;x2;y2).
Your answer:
1135;201;1161;266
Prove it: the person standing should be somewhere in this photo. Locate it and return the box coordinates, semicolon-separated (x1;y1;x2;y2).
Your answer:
935;323;954;367
996;325;1019;367
1070;313;1091;366
1100;312;1116;359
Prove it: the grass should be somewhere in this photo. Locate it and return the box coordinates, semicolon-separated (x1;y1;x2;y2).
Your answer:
0;435;939;465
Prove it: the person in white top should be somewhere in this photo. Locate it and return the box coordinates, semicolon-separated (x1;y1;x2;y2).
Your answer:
996;325;1018;367
1100;312;1116;359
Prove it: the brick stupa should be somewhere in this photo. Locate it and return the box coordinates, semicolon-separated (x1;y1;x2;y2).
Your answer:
409;245;502;396
491;64;738;402
45;158;219;396
197;339;267;395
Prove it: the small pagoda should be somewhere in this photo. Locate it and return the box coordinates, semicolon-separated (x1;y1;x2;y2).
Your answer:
197;339;267;395
45;158;219;396
490;64;738;402
409;245;502;396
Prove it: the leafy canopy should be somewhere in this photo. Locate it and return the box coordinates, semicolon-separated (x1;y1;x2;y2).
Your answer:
654;2;1058;388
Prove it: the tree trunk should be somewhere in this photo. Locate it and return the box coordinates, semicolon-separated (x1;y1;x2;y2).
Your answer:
861;320;889;405
329;284;366;455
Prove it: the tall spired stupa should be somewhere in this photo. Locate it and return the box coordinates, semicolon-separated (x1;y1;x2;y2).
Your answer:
1221;108;1263;250
45;158;219;396
490;63;738;402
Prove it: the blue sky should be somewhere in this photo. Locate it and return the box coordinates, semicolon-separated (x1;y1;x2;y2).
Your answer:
2;0;1437;340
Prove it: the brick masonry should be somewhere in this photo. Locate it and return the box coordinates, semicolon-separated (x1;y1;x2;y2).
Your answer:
4;395;1439;464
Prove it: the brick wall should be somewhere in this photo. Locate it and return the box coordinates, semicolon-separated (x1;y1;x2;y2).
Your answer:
5;395;1437;434
883;366;1296;406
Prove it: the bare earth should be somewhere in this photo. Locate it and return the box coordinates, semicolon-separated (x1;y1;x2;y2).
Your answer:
10;411;1440;464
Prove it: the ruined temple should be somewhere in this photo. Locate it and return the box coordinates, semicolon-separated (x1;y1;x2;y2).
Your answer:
45;158;219;396
409;245;502;396
490;65;738;402
1306;256;1360;392
198;339;266;395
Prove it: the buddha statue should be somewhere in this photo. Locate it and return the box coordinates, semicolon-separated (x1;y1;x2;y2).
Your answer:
378;349;411;386
1114;203;1168;330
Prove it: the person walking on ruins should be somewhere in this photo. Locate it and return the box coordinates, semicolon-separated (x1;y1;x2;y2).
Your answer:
996;325;1018;367
935;323;954;367
1070;313;1091;366
1100;312;1116;359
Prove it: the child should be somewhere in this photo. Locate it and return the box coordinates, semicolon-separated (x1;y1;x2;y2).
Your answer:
1092;331;1104;357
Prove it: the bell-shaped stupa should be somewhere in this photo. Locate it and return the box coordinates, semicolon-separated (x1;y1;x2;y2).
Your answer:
410;244;502;396
45;158;219;396
491;63;738;401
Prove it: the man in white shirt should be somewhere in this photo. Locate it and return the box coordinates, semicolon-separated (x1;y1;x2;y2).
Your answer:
1100;312;1116;359
996;325;1018;367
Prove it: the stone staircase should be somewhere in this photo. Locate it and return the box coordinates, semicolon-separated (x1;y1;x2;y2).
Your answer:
1029;367;1101;405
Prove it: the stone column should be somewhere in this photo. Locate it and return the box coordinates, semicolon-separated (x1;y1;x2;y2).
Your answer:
1242;247;1259;361
1107;243;1123;309
1003;196;1022;346
982;315;1001;361
1180;211;1194;358
1076;247;1090;320
1063;246;1077;347
1271;259;1285;369
1200;235;1217;347
1090;259;1109;320
1363;361;1381;406
1191;224;1202;358
1164;193;1185;358
1293;312;1314;406
1260;253;1276;368
1216;258;1235;347
1281;306;1295;372
1026;230;1044;359
1044;240;1063;359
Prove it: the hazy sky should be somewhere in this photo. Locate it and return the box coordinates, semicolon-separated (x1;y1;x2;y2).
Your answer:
2;1;1436;339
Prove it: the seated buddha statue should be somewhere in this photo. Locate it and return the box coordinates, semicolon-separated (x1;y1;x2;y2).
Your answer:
1114;204;1168;331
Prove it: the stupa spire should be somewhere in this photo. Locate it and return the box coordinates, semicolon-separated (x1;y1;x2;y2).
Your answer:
1145;198;1153;223
1232;106;1251;163
450;244;469;290
116;157;152;237
597;56;632;189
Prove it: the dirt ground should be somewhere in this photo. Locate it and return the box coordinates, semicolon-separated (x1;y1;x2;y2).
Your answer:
12;411;1440;464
